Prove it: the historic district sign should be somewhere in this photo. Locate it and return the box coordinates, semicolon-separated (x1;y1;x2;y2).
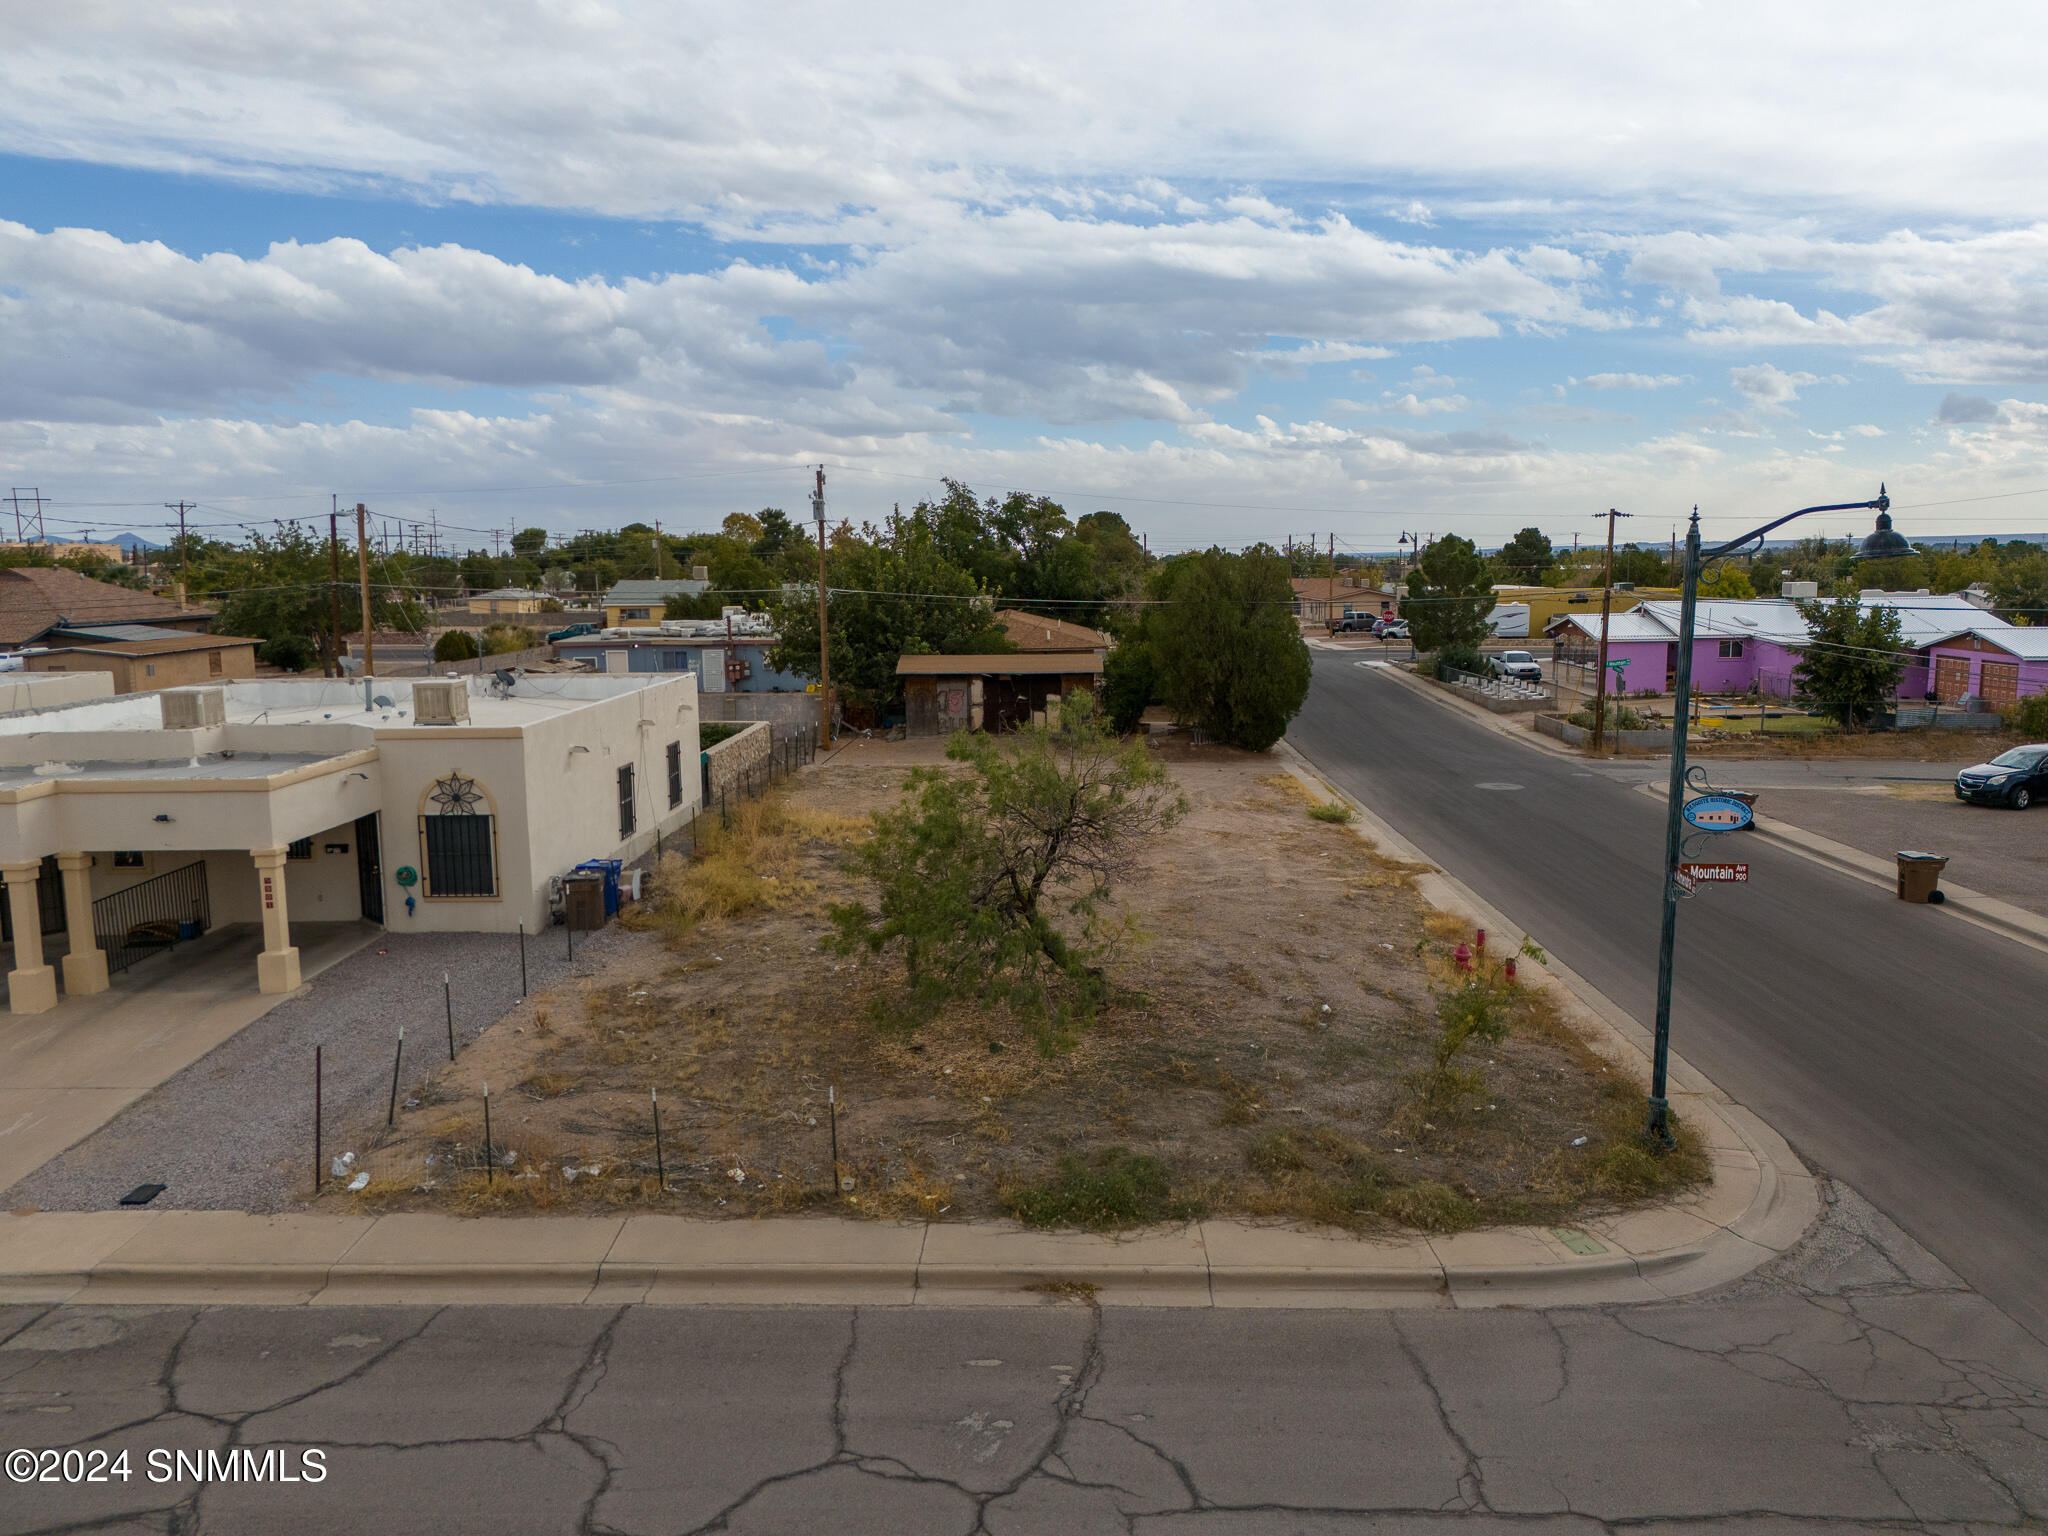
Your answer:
1682;794;1755;832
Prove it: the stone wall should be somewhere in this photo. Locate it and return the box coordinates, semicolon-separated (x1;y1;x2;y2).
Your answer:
702;719;773;805
699;690;823;743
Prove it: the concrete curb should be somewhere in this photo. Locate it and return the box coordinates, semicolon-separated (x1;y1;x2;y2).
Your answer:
1273;743;1821;1304
0;1200;1807;1309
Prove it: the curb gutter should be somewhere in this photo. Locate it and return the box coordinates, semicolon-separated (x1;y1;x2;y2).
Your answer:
0;753;1817;1314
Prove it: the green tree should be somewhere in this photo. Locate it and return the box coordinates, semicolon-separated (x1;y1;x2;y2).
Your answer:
202;523;415;676
1400;535;1493;666
1988;547;2048;625
1494;527;1554;582
1792;596;1907;729
1695;564;1756;599
1101;641;1156;734
1610;545;1673;587
511;527;548;560
433;629;481;662
768;508;1010;711
1146;547;1310;750
829;695;1187;1047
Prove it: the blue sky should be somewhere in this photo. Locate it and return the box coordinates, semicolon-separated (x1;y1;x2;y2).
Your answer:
2;2;2045;556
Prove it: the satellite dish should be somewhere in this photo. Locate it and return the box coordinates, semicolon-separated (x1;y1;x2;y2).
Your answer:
372;694;395;708
493;669;518;688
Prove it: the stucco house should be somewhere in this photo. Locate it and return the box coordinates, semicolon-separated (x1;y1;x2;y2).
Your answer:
20;623;261;693
467;587;551;615
0;672;699;1012
602;578;712;627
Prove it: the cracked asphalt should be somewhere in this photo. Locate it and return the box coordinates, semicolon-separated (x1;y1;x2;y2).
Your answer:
2;1184;2044;1534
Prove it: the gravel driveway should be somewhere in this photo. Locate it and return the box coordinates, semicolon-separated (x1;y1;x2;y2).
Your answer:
5;923;628;1213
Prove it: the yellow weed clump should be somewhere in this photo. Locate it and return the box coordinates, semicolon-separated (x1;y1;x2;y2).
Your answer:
628;792;867;939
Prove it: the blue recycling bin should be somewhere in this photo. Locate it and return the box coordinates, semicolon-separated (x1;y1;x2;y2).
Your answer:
573;858;624;916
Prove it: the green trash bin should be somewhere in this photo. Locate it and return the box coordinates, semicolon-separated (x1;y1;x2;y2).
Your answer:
1895;851;1948;905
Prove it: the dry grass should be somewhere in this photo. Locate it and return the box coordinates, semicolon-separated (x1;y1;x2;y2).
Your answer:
623;792;867;937
335;743;1705;1237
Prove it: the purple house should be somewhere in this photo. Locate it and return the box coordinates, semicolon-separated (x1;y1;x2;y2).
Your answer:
1547;591;2048;704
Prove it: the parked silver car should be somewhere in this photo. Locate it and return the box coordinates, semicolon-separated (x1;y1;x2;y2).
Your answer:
1490;649;1544;682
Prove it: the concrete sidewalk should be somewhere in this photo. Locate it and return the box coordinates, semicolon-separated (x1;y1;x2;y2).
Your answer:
0;1111;1810;1306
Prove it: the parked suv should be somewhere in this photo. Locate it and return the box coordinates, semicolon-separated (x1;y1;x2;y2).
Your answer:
1490;650;1544;683
1330;613;1375;633
1373;616;1409;639
1955;743;2048;808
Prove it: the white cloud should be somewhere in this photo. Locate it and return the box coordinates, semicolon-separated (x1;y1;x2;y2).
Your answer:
1575;372;1688;390
1387;201;1435;226
1729;363;1820;410
4;4;2046;226
0;214;1604;431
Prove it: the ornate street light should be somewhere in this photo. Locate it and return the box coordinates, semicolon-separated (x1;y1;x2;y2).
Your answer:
1644;486;1894;1147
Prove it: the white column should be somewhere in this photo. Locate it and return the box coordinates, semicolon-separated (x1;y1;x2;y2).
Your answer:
2;860;58;1014
56;851;108;996
251;847;301;994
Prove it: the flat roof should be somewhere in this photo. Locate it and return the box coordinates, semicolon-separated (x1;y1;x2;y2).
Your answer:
0;751;338;792
897;652;1104;676
0;673;691;738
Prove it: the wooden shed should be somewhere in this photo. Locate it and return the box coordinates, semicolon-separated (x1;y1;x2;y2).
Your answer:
896;652;1105;737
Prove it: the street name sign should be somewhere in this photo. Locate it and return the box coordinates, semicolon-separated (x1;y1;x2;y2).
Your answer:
1682;795;1754;832
1679;861;1749;884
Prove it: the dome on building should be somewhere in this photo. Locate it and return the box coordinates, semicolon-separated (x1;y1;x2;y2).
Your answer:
1856;508;1910;562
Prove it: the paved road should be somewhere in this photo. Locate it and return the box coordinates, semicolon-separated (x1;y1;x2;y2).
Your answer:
2;1190;2043;1535
1289;655;2048;1344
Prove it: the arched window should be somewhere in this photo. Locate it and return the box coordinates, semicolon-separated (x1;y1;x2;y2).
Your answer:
418;772;499;897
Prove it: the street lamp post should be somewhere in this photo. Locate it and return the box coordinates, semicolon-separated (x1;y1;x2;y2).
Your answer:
1644;486;1892;1147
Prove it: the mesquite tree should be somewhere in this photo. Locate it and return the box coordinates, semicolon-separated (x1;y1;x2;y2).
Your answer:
830;694;1187;1047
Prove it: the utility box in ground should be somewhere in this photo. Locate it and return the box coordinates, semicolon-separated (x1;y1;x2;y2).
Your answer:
1896;851;1948;904
563;873;607;930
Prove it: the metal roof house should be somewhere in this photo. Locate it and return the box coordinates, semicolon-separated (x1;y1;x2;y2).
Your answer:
1546;591;2048;703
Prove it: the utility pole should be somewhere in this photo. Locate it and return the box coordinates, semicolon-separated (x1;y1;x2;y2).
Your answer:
163;500;194;602
812;467;831;745
329;496;344;677
1327;532;1336;630
1591;508;1631;756
355;503;376;677
653;522;663;580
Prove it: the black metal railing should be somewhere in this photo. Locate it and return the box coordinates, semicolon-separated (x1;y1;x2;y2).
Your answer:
92;860;212;975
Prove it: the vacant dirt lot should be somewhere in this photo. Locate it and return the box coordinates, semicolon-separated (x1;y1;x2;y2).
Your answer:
334;736;1701;1232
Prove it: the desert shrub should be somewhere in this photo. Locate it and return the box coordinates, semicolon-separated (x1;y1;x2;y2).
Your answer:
2000;693;2048;737
1307;801;1354;824
1413;978;1513;1118
1003;1148;1203;1230
1567;700;1651;731
434;629;480;662
481;623;539;656
831;694;1186;1048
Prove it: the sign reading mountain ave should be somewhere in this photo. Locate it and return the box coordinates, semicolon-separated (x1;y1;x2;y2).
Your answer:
1679;861;1749;885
